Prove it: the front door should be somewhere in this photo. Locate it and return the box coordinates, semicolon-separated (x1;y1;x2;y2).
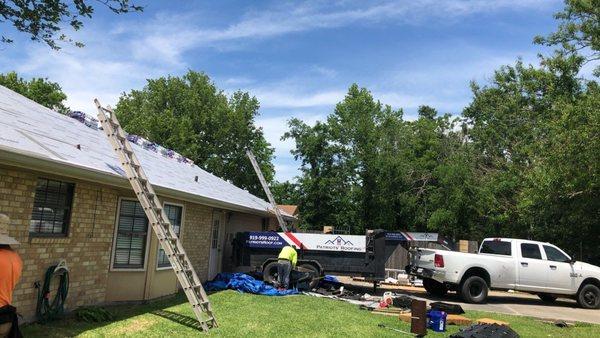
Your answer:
208;211;225;280
542;244;577;293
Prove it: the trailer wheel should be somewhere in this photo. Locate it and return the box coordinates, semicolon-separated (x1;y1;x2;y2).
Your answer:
460;276;488;303
423;278;447;297
262;261;279;286
298;263;320;289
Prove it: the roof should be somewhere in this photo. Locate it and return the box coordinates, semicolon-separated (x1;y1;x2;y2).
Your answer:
0;85;292;218
278;205;298;216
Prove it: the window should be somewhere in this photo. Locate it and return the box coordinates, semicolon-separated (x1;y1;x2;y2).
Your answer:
521;243;542;259
29;178;74;237
480;240;511;256
113;200;148;269
543;245;570;263
157;204;183;268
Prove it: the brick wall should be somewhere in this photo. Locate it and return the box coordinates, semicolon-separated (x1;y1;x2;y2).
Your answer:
181;202;213;280
0;165;118;321
1;164;263;320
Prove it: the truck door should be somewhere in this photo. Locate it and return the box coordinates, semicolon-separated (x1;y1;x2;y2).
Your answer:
542;245;576;293
517;242;550;292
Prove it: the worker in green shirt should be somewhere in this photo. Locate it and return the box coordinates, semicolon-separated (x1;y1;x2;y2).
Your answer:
277;245;297;289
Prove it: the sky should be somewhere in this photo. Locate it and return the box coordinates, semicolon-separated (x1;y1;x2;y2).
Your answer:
0;0;565;182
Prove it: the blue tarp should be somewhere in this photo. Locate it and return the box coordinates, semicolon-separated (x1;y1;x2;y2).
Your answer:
204;273;299;296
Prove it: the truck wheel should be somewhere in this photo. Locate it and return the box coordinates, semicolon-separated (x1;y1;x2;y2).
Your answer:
460;276;488;303
538;293;557;303
423;278;447;297
577;284;600;309
298;263;320;289
262;261;279;286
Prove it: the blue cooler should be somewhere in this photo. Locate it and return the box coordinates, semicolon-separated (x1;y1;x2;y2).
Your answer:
427;310;447;332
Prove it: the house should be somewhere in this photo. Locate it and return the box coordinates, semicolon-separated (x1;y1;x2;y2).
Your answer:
0;85;293;321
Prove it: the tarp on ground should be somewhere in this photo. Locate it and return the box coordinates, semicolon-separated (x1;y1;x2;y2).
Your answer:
204;273;298;296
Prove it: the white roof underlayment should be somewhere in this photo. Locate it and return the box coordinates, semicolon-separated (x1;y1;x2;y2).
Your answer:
0;85;290;218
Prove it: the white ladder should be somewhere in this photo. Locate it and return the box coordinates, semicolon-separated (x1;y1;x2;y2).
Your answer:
95;99;217;331
245;149;288;232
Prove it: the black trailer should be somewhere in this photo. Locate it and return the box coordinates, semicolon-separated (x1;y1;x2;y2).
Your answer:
231;230;442;289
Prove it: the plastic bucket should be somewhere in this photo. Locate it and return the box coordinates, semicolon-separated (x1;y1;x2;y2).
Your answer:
427;310;447;332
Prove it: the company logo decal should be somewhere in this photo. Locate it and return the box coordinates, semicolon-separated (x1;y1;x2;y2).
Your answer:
324;236;354;246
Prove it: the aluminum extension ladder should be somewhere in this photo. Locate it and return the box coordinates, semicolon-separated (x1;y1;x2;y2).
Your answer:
245;149;288;232
95;99;217;331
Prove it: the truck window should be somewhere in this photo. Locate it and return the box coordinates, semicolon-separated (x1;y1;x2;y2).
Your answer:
480;241;511;256
521;243;542;259
543;245;570;263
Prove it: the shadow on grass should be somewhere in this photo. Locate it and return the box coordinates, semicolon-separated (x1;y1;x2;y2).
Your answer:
21;292;200;337
151;310;204;331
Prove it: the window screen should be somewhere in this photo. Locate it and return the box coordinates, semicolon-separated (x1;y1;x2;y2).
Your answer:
29;178;74;236
521;243;542;259
480;240;512;256
157;204;183;268
113;200;148;269
543;245;570;262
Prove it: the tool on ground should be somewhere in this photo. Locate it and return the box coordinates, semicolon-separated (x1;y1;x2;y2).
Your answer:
245;148;288;232
378;323;415;336
95;100;217;331
410;299;427;336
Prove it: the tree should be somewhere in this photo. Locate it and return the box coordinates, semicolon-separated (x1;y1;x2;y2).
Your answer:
1;0;143;50
271;181;301;206
534;0;600;75
0;71;68;112
114;70;275;197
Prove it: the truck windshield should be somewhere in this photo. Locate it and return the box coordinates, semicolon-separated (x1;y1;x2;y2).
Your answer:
480;241;511;256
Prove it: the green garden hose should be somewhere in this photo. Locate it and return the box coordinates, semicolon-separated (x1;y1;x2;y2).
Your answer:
35;261;69;322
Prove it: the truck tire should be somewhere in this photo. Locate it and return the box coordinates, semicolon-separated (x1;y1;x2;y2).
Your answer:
298;263;320;289
577;284;600;309
538;293;557;303
262;261;279;286
460;276;488;303
423;278;447;297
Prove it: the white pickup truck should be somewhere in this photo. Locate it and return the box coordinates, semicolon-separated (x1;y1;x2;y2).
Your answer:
408;238;600;309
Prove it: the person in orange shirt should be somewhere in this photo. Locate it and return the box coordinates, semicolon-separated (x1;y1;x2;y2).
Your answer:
0;214;22;338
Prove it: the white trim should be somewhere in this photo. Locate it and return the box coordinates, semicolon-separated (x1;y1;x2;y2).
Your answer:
156;201;186;271
109;197;152;272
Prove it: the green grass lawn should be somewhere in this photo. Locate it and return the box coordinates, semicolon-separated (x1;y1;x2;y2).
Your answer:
22;291;598;337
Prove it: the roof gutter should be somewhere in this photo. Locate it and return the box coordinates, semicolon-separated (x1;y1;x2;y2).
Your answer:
0;146;295;220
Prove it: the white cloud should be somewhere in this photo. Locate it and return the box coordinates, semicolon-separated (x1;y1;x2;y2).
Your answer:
257;113;325;157
125;0;560;65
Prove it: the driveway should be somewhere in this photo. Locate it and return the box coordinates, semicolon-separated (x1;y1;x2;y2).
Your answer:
340;277;600;324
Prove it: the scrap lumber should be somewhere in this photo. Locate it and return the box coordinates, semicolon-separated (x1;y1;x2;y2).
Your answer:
447;314;473;325
477;318;509;326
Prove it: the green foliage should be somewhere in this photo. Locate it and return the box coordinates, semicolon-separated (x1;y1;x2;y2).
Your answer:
271;181;301;205
534;0;600;75
283;0;600;263
0;71;68;113
75;306;115;322
114;70;274;197
0;0;143;50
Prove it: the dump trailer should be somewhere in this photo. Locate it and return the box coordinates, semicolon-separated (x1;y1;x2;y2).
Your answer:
232;230;441;289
